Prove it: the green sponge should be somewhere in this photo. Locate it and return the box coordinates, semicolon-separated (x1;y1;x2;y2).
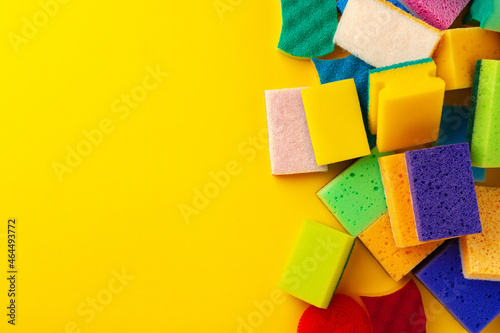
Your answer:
279;219;355;309
317;148;392;237
464;0;500;32
277;0;337;59
467;59;500;168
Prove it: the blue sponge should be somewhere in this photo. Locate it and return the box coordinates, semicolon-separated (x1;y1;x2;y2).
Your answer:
414;239;500;333
312;56;376;148
337;0;410;13
435;105;486;182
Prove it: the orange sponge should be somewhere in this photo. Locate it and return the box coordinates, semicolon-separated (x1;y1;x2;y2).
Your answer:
379;153;428;248
460;186;500;281
358;212;443;281
433;27;500;90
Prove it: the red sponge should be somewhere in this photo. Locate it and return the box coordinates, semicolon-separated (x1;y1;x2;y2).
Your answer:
361;279;426;333
297;293;371;333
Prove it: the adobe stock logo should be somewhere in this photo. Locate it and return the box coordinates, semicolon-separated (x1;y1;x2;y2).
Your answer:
8;0;72;54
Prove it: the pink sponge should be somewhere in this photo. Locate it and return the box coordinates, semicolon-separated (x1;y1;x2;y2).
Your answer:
400;0;471;30
265;88;328;175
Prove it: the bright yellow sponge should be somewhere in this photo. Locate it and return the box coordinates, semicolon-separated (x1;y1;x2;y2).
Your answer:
368;59;445;152
433;27;500;90
379;153;431;248
460;186;500;281
302;79;371;165
358;212;443;281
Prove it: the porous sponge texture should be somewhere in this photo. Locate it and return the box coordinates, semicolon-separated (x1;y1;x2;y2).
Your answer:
414;239;500;333
465;0;500;32
279;220;355;308
405;144;482;242
358;212;443;281
368;58;445;151
433;27;500;90
400;0;471;30
302;79;371;165
460;186;500;281
312;56;376;148
265;88;328;175
277;0;337;58
435;105;485;182
317;148;392;237
468;59;500;168
379;153;426;247
334;0;443;68
337;0;409;13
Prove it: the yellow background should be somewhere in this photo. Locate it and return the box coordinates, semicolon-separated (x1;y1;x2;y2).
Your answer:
0;1;499;332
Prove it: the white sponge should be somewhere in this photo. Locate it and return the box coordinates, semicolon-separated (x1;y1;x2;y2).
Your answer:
334;0;443;68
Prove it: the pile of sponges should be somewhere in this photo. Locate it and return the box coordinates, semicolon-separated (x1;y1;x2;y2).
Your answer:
267;0;500;332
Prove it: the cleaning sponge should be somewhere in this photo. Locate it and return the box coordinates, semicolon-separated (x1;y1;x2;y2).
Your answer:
358;212;442;281
277;0;337;58
379;153;426;248
460;186;500;281
414;239;500;333
312;56;376;148
337;0;409;13
433;27;500;90
334;0;443;68
265;88;328;175
464;0;500;32
279;219;355;308
317;148;391;237
368;58;445;151
405;144;482;242
399;0;471;30
467;59;500;168
301;79;371;165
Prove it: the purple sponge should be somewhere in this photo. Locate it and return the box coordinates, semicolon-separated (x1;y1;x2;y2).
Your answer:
405;143;482;242
400;0;471;30
414;239;500;333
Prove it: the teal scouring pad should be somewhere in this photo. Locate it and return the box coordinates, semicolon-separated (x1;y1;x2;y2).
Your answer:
464;0;500;32
277;0;337;59
312;56;376;148
317;148;392;237
467;59;500;168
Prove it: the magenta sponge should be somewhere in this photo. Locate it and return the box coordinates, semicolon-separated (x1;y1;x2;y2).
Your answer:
405;143;482;242
265;88;328;175
400;0;471;30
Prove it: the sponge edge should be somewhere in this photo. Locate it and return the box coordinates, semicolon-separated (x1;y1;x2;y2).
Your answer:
265;88;328;175
334;0;442;68
467;59;500;168
279;220;355;309
277;0;337;58
464;0;500;32
337;0;409;13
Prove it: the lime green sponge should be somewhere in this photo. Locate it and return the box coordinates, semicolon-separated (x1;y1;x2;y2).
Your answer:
279;220;355;308
317;148;392;237
277;0;337;59
467;59;500;168
464;0;500;32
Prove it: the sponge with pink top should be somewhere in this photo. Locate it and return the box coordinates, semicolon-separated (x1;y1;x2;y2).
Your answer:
399;0;471;30
265;88;328;175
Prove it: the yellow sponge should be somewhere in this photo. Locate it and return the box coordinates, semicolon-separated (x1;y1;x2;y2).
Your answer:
460;186;500;281
302;79;371;165
368;59;445;152
358;212;443;281
379;153;429;248
433;27;500;90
